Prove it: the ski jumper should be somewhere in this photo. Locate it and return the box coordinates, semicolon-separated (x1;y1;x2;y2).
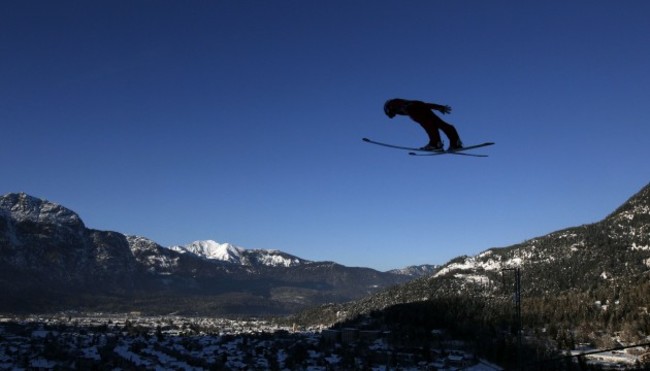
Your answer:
385;99;462;149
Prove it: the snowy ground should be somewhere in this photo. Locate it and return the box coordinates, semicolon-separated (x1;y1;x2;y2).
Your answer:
0;314;503;370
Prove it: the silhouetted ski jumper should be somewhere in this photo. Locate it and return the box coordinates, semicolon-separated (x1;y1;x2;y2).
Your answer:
383;98;463;150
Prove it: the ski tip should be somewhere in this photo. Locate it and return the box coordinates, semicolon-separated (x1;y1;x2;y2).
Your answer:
408;152;418;156
362;137;370;142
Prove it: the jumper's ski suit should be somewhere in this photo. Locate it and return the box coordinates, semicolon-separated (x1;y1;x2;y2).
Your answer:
383;98;462;150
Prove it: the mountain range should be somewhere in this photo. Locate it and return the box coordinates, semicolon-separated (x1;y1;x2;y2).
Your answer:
0;192;434;315
3;180;648;328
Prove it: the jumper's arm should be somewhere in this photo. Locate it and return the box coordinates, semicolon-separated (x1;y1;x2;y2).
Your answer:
425;102;452;114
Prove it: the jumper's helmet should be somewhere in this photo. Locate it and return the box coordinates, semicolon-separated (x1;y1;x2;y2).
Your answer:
383;99;397;118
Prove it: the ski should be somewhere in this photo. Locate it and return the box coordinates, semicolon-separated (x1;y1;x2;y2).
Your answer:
362;137;431;152
408;150;488;158
362;138;494;157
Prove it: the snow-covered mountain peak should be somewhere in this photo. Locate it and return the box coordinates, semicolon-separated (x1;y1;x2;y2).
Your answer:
168;240;309;267
170;240;245;264
0;192;84;229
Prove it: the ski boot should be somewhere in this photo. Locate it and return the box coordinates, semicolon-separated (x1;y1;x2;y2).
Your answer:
420;141;444;151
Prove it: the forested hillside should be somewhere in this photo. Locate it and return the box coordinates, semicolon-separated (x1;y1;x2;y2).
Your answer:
291;183;650;368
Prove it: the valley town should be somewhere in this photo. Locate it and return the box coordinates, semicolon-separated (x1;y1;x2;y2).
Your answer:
0;312;504;370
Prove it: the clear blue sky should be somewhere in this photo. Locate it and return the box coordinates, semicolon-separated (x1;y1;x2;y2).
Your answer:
2;1;649;271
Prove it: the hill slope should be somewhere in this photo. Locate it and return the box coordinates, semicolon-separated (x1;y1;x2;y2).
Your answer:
298;183;650;339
